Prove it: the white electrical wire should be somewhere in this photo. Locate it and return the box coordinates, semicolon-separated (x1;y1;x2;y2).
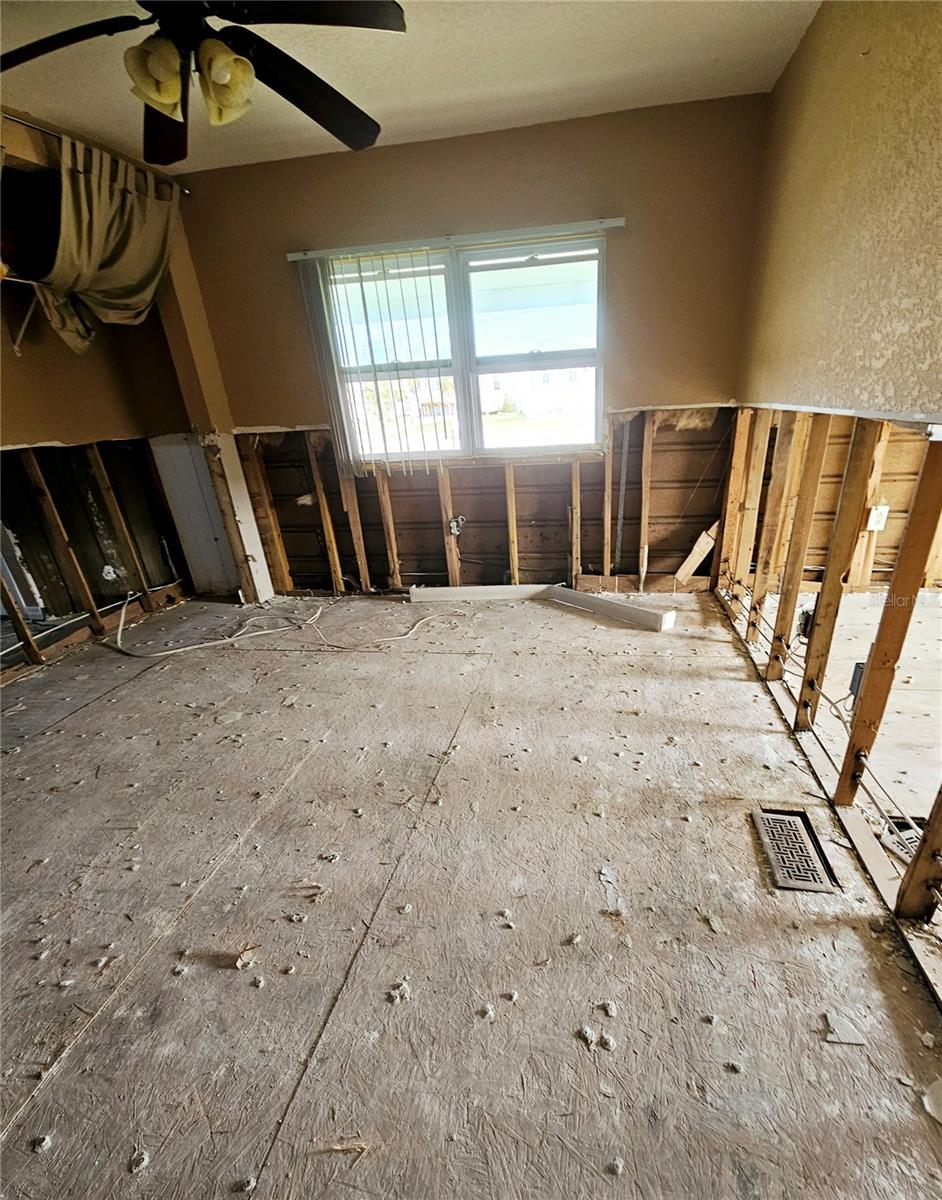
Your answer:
108;593;465;659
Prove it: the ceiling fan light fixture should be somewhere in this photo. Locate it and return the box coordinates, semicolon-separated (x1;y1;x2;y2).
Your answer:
124;34;183;120
198;38;255;127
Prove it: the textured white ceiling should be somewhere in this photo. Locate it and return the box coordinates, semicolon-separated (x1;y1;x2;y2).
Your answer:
0;1;819;174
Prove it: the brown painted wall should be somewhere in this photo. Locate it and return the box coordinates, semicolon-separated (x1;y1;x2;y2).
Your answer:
740;2;942;422
1;301;189;448
182;95;768;430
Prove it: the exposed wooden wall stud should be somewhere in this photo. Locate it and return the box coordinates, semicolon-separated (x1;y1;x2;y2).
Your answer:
505;464;520;585
85;444;157;612
602;418;613;578
437;467;462;587
795;418;885;730
766;413;831;682
570;460;582;586
0;575;44;665
338;475;371;593
375;470;402;589
237;438;294;594
848;421;892;587
895;786;942;919
638;412;654;592
717;408;754;597
746;412;798;643
835;440;942;803
729;407;774;619
21;448;106;636
304;432;345;595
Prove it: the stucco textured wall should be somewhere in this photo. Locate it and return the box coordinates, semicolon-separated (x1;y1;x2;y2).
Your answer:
181;96;768;430
740;2;942;421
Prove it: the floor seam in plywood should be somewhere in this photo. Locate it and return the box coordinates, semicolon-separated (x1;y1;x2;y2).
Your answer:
250;650;497;1191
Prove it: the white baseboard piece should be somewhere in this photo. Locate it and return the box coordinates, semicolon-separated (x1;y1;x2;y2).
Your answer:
544;584;676;632
409;582;674;632
409;584;555;602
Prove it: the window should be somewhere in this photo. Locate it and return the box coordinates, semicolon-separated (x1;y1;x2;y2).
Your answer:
298;225;612;471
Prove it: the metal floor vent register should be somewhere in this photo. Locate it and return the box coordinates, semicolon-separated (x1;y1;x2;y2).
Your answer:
752;808;837;893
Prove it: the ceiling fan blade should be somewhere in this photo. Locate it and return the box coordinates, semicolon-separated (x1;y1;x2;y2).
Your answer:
1;15;153;72
207;3;405;32
142;54;190;165
218;27;381;151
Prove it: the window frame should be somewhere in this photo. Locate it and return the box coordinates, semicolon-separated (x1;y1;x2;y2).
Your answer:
453;237;605;455
299;222;617;464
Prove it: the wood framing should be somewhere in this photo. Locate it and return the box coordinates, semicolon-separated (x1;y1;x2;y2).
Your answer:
925;509;942;587
675;521;719;587
236;438;294;594
375;470;402;590
304;432;345;595
769;412;812;580
570;460;582;586
795;419;885;730
717;408;754;597
766;413;831;682
848;421;892;587
895;786;942;920
638;411;654;592
338;475;371;593
729;408;774;619
602;417;613;578
505;464;520;585
20;449;106;636
437;467;462;587
85;444;156;612
834;440;942;804
579;573;711;594
745;412;798;643
0;575;44;665
614;417;631;572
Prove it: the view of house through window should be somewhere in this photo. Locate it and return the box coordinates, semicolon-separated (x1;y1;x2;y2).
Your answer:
311;231;604;468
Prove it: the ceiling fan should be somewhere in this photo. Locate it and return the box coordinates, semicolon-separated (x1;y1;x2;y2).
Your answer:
0;2;406;166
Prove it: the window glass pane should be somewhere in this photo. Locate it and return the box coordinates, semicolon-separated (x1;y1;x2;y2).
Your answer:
478;368;596;448
469;258;598;357
328;262;451;367
346;375;459;457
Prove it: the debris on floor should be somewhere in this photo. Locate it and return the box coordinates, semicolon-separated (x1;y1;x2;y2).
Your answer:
922;1078;942;1125
235;944;259;971
128;1148;149;1174
824;1011;867;1046
387;977;411;1005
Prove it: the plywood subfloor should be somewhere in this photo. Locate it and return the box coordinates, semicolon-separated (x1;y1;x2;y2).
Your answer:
2;596;941;1199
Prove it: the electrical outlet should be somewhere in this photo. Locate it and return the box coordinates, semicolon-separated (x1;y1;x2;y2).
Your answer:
866;504;890;532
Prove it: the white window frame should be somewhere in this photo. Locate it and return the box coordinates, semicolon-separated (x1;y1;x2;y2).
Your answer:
291;219;622;463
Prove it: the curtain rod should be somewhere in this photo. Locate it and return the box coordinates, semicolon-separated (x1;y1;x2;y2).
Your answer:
1;110;191;195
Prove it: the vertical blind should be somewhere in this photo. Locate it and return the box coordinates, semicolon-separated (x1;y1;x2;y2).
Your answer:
299;248;456;476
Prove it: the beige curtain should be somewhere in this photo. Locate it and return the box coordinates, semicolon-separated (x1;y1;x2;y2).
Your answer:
37;136;179;352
